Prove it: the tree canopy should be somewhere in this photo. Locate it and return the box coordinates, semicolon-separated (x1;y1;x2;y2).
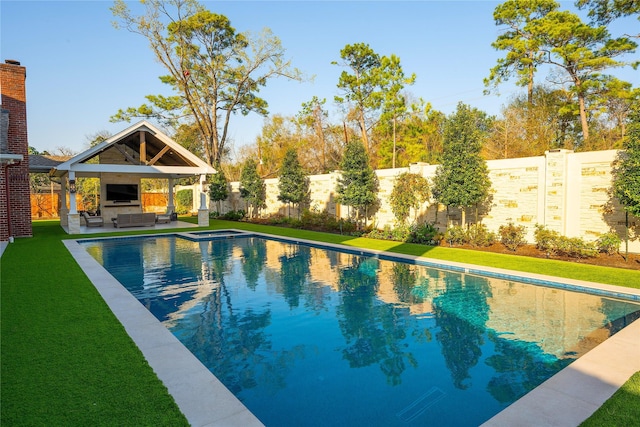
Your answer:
433;103;492;225
277;149;309;217
239;158;265;218
336;141;378;223
111;0;302;166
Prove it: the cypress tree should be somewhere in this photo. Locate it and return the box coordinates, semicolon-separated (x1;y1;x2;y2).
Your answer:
240;159;266;218
277;149;309;218
336;141;378;226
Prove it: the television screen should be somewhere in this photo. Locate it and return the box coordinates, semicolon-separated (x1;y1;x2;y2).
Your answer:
106;184;138;201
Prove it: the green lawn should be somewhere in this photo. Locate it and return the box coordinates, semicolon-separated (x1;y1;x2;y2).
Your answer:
1;219;638;425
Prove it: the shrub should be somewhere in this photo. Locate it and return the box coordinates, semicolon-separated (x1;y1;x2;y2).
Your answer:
220;210;245;221
407;223;441;245
555;236;598;259
175;189;193;214
596;232;621;255
498;223;527;251
467;223;496;247
534;224;560;254
444;225;468;245
366;225;396;241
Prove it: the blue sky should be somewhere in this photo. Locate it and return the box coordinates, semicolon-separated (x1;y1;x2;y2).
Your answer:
2;1;638;156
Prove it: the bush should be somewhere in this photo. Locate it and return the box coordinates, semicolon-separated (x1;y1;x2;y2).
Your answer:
596;232;621;255
298;209;358;234
176;189;193;214
555;236;598;259
498;223;527;251
467;223;496;247
219;210;245;221
534;225;597;258
444;225;468;245
534;224;560;254
407;223;441;245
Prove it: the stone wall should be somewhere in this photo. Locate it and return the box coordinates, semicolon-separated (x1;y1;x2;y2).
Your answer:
213;149;638;253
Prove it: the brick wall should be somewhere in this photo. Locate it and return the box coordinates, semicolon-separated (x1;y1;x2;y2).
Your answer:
1;61;32;240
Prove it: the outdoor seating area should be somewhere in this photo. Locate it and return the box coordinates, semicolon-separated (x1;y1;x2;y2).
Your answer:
81;211;104;228
112;212;157;228
156;209;173;224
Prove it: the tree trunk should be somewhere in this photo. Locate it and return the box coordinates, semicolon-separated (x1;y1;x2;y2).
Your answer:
578;93;590;143
625;211;629;262
392;115;397;169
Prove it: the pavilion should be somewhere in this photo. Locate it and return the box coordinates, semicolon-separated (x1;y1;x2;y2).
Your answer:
49;120;216;234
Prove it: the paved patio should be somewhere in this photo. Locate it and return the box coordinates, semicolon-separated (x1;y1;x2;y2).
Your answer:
62;219;201;235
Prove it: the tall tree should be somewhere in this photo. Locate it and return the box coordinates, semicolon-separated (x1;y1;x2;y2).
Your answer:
239;158;265;218
486;0;559;104
111;0;302;166
277;149;309;218
297;96;331;173
612;102;640;259
254;114;301;178
432;103;492;225
530;9;637;143
576;0;640;32
336;141;378;226
334;43;383;155
379;54;416;168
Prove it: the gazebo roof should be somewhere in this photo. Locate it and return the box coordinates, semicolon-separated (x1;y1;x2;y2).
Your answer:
51;121;215;178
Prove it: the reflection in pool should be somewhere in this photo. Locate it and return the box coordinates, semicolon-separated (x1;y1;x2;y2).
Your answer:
81;235;640;427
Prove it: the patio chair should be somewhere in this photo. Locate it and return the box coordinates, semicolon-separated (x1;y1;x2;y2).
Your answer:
82;211;104;227
156;208;173;224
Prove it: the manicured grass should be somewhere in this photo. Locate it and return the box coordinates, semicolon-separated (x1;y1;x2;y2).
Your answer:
2;219;638;425
580;371;640;427
1;221;188;426
203;219;640;289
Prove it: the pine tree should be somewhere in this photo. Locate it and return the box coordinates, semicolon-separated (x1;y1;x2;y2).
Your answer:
336;141;378;226
433;103;492;225
277;149;309;218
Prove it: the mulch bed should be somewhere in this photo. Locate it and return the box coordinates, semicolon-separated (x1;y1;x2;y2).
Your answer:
450;242;640;271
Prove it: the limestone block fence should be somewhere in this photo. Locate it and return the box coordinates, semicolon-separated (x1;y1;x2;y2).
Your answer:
193;149;638;253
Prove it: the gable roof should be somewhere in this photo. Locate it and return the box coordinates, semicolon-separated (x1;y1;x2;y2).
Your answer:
51;120;215;178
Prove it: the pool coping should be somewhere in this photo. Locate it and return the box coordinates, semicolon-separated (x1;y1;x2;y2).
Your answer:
65;230;640;427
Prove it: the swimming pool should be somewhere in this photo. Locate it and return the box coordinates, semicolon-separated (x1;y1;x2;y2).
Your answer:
79;234;640;426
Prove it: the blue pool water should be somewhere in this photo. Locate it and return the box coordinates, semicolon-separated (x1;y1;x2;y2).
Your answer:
80;235;640;426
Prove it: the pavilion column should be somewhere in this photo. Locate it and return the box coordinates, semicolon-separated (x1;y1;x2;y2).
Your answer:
197;174;209;227
67;171;81;234
60;177;68;226
167;178;175;214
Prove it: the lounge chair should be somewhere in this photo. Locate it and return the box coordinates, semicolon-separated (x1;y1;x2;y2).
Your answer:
156;209;173;224
82;211;104;227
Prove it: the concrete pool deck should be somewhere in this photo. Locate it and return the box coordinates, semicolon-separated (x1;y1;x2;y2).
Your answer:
64;232;640;427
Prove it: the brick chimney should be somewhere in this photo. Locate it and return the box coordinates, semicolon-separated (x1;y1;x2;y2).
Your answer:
1;59;32;240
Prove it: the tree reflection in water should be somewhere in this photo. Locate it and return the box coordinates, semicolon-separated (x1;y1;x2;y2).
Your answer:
431;273;492;390
176;238;301;395
278;244;312;308
337;256;417;385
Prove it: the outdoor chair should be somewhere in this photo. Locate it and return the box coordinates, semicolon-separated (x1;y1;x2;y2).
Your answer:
82;211;104;227
156;208;173;224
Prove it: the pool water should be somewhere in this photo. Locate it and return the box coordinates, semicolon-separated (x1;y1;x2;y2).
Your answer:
81;235;640;426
